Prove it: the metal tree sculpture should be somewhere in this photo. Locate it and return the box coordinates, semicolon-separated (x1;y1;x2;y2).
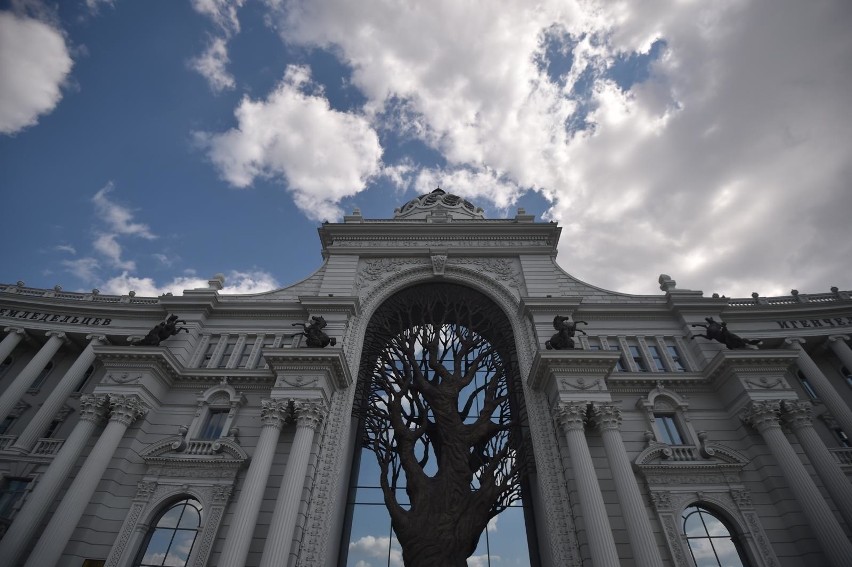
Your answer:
356;284;525;567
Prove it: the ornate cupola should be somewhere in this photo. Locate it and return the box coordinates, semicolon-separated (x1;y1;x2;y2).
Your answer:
393;188;485;222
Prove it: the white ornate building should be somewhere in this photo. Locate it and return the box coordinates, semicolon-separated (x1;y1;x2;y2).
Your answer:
0;189;850;566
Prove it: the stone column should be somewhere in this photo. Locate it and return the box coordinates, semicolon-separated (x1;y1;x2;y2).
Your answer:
555;402;620;567
742;401;852;567
24;395;147;567
0;327;26;364
0;394;109;565
11;334;107;453
219;399;288;567
260;400;326;567
592;403;664;566
781;400;852;530
827;335;852;373
0;331;65;424
785;338;852;435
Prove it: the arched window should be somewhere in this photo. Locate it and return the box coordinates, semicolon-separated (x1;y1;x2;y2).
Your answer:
682;504;750;567
135;497;202;567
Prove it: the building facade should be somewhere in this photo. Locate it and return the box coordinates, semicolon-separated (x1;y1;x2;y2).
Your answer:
0;189;850;566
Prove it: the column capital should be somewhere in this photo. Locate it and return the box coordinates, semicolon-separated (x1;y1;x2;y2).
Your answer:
827;335;850;344
784;337;806;348
108;395;148;426
781;400;814;430
741;400;782;432
260;398;288;429
78;394;110;423
85;334;109;345
591;403;622;431
3;326;26;336
554;401;588;431
45;330;68;341
293;399;327;429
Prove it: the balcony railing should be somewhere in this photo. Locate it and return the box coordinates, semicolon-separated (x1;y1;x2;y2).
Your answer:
830;446;852;467
0;435;15;451
32;438;65;456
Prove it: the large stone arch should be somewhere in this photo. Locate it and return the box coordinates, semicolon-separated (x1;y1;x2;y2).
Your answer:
298;263;580;566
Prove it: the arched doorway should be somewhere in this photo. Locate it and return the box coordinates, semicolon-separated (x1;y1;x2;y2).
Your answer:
342;282;540;566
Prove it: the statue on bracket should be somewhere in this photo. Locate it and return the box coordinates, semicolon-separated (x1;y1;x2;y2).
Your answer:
545;315;587;350
293;315;337;348
132;314;189;346
691;317;761;349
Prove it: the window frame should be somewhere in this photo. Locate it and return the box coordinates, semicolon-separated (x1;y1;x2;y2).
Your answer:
681;504;752;567
133;497;202;567
29;360;55;392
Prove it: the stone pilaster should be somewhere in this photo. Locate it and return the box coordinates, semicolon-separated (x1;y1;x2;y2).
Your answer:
24;395;147;567
0;330;65;423
742;401;852;567
219;399;288;567
781;399;852;531
12;334;107;453
592;403;664;566
785;338;852;435
260;399;327;567
0;394;109;565
555;402;620;567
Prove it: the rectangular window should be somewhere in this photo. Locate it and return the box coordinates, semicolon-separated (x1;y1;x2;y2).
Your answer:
239;343;253;368
44;420;62;438
667;345;685;372
199;409;229;440
0;478;30;519
608;345;626;372
647;345;666;371
218;341;237;368
0;417;15;435
832;427;850;448
629;346;648;372
654;414;685;445
798;371;819;399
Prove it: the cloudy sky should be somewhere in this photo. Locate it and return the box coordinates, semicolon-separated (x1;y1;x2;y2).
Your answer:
2;0;851;302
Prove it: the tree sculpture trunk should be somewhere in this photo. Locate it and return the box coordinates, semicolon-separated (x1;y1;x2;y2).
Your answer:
358;283;524;566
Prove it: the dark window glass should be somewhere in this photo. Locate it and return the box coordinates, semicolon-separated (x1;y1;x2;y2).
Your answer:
797;371;818;399
648;345;666;371
654;414;685;445
75;365;96;392
608;345;626;372
629;346;647;372
218;341;236;368
0;416;16;435
0;478;30;519
832;427;850;447
30;361;54;390
667;345;685;371
842;366;851;388
682;505;750;567
199;409;229;440
44;420;62;438
0;356;12;378
135;498;201;567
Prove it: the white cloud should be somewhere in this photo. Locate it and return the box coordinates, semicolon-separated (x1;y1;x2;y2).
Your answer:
190;36;235;92
99;269;280;297
0;12;73;135
349;535;403;567
199;64;383;221
55;244;76;254
468;554;498;567
62;257;100;283
85;0;116;13
92;183;157;239
265;0;852;296
93;233;135;270
487;515;498;533
190;0;245;35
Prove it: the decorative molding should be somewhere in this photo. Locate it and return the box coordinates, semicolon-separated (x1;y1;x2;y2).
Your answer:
430;254;447;276
740;400;782;432
108;395;148;426
78;393;109;423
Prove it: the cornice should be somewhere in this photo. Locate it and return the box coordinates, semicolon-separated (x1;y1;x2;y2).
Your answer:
263;347;353;391
528;350;622;390
703;349;800;385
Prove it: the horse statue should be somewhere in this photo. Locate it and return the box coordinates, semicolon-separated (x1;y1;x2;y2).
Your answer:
691;317;761;349
293;316;337;348
545;315;588;350
133;314;189;346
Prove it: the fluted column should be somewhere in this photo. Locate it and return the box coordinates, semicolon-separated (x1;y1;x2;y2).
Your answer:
555;402;620;567
0;394;109;565
12;334;107;453
742;401;852;567
260;400;326;567
0;331;65;423
785;338;852;435
219;399;288;567
0;327;26;365
827;335;852;373
592;403;664;566
781;400;852;530
24;395;147;567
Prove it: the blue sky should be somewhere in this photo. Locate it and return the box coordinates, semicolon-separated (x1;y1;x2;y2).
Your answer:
2;0;851;301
